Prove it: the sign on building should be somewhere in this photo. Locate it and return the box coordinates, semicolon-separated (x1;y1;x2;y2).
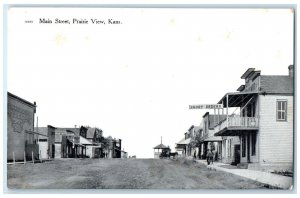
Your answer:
189;104;223;109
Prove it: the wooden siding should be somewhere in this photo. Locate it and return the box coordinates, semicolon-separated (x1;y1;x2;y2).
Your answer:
258;95;293;165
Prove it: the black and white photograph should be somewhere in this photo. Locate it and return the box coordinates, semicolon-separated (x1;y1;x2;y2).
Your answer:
2;2;296;193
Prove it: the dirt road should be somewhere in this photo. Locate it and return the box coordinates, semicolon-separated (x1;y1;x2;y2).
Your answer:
7;158;267;189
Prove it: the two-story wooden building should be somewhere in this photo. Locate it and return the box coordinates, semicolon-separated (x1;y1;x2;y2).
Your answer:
214;65;294;171
200;113;226;161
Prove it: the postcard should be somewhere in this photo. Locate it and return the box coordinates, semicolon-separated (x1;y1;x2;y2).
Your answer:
4;5;295;191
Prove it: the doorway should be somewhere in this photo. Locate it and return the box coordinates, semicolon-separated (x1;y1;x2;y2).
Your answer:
52;144;55;158
233;145;240;165
247;134;250;162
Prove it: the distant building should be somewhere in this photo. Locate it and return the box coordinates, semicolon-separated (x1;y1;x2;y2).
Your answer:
103;136;122;158
54;127;82;158
121;149;128;158
153;137;170;158
35;125;56;159
7;92;38;161
200;113;226;161
175;126;197;158
82;127;103;158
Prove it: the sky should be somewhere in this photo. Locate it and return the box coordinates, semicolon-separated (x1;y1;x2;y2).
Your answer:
7;7;294;158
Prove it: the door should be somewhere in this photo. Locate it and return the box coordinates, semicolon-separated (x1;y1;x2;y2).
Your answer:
52;144;55;158
233;145;240;165
247;134;251;162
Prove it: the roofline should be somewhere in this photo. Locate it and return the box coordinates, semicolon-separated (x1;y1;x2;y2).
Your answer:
217;91;261;104
260;74;293;77
188;125;194;131
236;85;245;92
241;68;255;79
261;93;294;96
8;92;36;107
202;112;209;118
47;125;56;129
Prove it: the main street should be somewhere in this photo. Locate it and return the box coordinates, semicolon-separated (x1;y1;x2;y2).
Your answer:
7;158;267;189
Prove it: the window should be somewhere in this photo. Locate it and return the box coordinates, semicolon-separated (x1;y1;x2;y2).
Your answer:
277;100;287;121
251;133;256;156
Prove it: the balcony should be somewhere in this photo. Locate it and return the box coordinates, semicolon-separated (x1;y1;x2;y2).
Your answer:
215;116;259;136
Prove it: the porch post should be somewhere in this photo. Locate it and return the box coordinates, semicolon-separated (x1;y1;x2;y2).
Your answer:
226;94;229;127
217;107;220;124
214;108;216;126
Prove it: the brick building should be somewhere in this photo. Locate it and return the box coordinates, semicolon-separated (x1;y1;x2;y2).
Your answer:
7;92;38;162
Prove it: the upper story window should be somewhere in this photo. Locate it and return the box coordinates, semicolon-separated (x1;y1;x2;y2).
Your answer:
277;100;287;121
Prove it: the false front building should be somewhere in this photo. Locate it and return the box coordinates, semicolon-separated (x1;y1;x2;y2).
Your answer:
214;65;294;171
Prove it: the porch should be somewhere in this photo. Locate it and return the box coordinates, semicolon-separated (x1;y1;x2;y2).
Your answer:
215;116;259;136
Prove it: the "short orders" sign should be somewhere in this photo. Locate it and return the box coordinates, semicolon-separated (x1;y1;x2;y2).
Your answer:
189;104;223;109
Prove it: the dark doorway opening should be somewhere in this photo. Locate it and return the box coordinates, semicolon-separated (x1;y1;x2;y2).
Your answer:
232;145;240;165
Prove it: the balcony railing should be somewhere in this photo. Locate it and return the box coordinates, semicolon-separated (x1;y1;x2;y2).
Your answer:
216;116;259;132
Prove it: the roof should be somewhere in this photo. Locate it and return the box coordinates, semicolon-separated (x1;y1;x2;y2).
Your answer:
241;68;255;79
193;126;202;132
8;92;36;108
217;91;259;107
86;127;100;139
153;144;170;149
204;136;222;142
188;125;194;131
58;128;80;136
35;127;48;136
177;138;191;145
237;85;245;92
260;75;293;94
80;136;93;145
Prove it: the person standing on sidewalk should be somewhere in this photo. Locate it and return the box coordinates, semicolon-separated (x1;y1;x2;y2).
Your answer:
207;149;214;165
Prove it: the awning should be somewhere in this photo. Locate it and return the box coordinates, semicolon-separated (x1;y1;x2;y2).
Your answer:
203;136;222;142
218;91;259;107
177;138;191;145
215;128;258;136
87;145;101;149
80;136;93;145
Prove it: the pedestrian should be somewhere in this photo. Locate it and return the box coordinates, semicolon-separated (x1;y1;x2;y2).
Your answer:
193;151;197;160
206;149;214;165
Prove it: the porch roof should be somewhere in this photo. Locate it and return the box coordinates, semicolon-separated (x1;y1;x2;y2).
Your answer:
177;138;191;145
153;143;170;149
218;91;259;107
80;136;93;145
203;136;222;142
215;128;258;136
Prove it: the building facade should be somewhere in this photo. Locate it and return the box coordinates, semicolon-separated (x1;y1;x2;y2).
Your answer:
214;65;294;171
35;125;56;159
199;113;225;161
7;92;39;162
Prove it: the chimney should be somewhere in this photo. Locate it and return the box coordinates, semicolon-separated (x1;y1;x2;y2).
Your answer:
288;65;294;77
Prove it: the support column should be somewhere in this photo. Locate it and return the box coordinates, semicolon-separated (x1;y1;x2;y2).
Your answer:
218;107;220;124
226;94;229;127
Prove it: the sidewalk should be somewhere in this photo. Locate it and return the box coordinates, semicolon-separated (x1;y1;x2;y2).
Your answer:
196;160;293;189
